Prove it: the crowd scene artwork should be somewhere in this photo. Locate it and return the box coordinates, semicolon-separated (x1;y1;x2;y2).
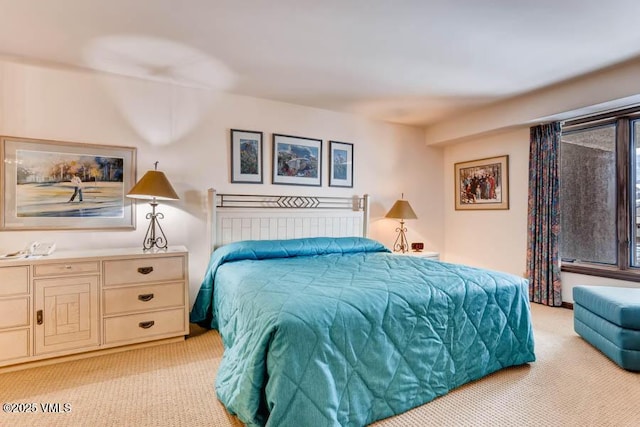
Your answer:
459;162;502;204
455;155;509;210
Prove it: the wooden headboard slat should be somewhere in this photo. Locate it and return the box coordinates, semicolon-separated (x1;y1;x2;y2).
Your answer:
207;189;369;252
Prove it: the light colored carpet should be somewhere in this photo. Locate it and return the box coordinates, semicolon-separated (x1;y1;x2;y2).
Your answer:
0;304;639;426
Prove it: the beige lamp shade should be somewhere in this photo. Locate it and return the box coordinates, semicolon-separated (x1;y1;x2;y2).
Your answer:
126;170;179;201
385;199;417;220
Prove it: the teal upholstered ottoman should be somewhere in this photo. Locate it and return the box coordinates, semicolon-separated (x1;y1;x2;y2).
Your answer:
573;286;640;371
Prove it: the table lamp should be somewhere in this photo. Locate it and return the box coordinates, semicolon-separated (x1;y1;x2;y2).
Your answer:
385;193;417;253
126;161;179;250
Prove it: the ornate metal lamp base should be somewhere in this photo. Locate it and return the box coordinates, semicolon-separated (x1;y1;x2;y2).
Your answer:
392;220;409;253
142;201;168;250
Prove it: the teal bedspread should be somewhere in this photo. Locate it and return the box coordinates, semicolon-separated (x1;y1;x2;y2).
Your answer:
190;237;535;426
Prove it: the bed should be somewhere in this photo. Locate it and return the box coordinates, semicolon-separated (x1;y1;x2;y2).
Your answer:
190;191;535;426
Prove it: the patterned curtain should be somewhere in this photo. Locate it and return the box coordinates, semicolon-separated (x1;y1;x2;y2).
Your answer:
527;122;562;306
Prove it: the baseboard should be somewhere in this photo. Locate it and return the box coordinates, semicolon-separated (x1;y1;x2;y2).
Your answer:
0;336;185;374
561;302;574;310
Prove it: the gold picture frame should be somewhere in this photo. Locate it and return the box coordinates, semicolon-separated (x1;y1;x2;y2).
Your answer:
454;155;509;210
1;136;136;230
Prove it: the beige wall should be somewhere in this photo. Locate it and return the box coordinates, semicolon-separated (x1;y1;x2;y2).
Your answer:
442;127;640;303
0;60;445;304
8;54;637;306
426;57;640;146
432;61;640;303
442;128;530;277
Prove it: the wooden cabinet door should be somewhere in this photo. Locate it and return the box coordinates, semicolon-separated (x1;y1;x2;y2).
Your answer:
34;276;99;355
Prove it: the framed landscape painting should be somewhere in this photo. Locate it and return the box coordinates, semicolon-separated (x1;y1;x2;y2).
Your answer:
328;141;353;188
0;136;136;230
230;129;263;183
272;134;322;186
454;155;509;210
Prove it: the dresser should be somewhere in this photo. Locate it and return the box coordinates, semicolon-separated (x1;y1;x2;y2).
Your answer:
0;246;189;372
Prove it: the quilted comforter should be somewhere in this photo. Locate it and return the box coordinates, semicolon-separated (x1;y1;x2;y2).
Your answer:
190;237;535;426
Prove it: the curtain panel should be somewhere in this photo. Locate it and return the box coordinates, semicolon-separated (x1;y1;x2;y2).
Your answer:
527;122;562;306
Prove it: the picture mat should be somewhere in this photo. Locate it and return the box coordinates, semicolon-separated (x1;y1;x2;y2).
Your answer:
1;137;136;229
273;134;322;186
454;155;509;210
329;141;353;187
231;130;263;183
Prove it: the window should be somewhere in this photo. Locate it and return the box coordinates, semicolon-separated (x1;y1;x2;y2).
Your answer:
560;124;617;265
631;118;640;266
560;109;640;281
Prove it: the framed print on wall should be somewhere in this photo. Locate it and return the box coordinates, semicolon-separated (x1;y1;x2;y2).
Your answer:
0;136;136;230
454;155;509;210
272;134;322;186
328;141;353;188
230;129;263;183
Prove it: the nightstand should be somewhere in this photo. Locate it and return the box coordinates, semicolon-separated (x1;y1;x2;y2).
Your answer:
395;251;440;261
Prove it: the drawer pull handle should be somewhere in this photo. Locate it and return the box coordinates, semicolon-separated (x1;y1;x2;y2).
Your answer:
138;321;155;329
138;293;154;302
64;265;73;270
37;310;43;325
137;266;154;275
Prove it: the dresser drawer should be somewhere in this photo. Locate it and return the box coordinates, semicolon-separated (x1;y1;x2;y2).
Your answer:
0;329;29;362
103;282;185;315
103;308;185;345
0;266;29;296
34;261;100;277
0;297;29;329
103;256;185;286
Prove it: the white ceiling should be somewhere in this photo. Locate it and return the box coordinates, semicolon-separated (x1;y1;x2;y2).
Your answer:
2;0;640;126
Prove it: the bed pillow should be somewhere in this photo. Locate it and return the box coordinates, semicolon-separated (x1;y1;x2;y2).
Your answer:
190;237;389;328
214;236;387;263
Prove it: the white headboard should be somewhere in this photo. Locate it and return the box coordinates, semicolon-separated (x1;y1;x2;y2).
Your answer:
207;189;370;252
